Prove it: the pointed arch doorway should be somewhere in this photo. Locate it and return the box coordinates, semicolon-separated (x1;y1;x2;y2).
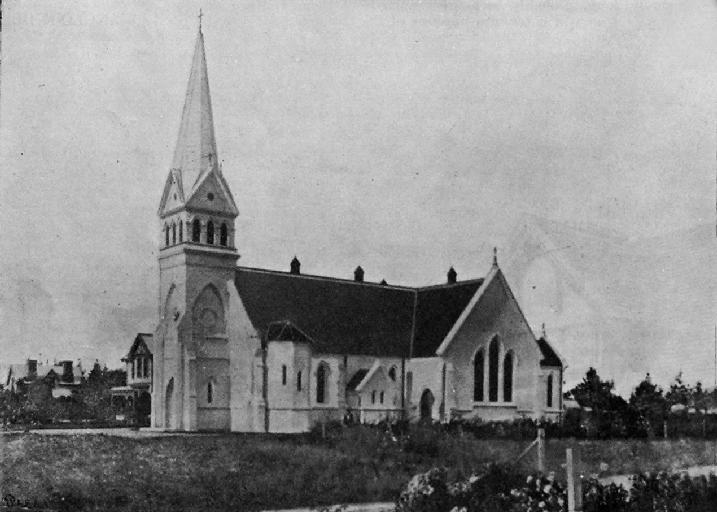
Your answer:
419;389;434;421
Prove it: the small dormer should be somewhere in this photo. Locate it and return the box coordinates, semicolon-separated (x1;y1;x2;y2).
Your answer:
354;266;364;282
447;266;457;284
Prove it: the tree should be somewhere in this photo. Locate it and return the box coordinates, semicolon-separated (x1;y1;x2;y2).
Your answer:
567;367;645;438
665;372;694;412
629;373;668;436
569;367;616;412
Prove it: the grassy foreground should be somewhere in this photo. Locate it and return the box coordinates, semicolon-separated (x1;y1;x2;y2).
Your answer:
1;429;716;511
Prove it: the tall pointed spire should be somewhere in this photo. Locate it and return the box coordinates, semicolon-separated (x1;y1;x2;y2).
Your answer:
171;21;218;198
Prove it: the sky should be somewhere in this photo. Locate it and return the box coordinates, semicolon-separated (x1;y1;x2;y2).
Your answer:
1;0;716;393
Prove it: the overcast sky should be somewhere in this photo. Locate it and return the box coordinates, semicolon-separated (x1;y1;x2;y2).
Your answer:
1;0;716;391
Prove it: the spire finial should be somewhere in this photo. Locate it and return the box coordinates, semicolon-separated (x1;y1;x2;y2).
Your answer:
492;246;498;267
198;8;203;31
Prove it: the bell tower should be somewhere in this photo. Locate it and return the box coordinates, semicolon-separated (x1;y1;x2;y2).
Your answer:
152;22;240;431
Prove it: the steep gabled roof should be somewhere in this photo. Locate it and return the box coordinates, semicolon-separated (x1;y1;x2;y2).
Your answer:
123;333;154;361
412;279;483;357
266;320;313;344
346;369;370;391
537;337;564;368
234;267;482;358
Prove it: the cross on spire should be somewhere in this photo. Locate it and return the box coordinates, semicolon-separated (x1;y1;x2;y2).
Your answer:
198;8;203;31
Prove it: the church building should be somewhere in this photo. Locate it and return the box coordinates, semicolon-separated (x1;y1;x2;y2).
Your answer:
149;25;565;432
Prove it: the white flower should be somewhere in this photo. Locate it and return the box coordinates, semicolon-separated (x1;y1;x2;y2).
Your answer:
526;475;534;484
543;484;552;494
469;474;480;484
538;501;546;508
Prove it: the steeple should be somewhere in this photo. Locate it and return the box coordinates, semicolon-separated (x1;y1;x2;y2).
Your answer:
158;20;238;253
171;25;218;198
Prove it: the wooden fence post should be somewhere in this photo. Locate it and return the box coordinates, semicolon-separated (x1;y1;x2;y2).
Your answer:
537;428;545;473
566;447;583;512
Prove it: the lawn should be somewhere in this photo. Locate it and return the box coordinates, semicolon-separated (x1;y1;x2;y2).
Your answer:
1;428;716;511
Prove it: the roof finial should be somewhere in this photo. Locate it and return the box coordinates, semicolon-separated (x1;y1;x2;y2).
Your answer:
198;8;203;32
492;246;498;267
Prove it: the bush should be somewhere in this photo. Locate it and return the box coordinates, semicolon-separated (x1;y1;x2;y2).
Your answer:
396;467;717;512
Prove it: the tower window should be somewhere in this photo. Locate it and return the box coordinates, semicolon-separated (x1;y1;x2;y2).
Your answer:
164;225;170;247
171;222;176;245
282;365;287;385
207;221;214;245
178;221;183;242
207;381;213;404
388;366;397;382
192;219;201;242
371;390;376;404
207;192;214;201
220;223;228;246
547;374;553;408
297;371;302;391
380;391;384;404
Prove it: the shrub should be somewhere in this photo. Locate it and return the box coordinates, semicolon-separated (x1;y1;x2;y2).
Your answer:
396;467;717;512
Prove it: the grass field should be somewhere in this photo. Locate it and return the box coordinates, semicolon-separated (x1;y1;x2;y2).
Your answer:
1;429;717;511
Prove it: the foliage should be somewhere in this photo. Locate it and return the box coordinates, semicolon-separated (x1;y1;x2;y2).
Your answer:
397;467;717;512
0;363;127;428
629;374;668;436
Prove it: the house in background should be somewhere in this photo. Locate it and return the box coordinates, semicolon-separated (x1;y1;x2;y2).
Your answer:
4;359;83;398
110;333;153;425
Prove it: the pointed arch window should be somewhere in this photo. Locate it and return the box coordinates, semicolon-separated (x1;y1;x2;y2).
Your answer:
282;365;287;386
503;352;514;403
547;374;553;408
171;222;176;245
371;390;376;404
316;363;328;404
192;219;201;242
207;381;213;404
473;349;484;402
296;371;302;391
164;225;170;247
220;223;228;246
178;221;183;243
207;221;215;245
488;337;499;402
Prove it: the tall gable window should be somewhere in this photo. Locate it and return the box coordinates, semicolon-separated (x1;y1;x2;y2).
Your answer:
207;381;213;404
488;337;499;402
547;374;553;408
282;365;287;385
503;352;514;402
172;222;176;245
297;371;302;391
178;221;183;242
473;349;484;401
316;363;328;403
220;223;228;246
165;225;170;247
192;219;201;242
207;221;215;245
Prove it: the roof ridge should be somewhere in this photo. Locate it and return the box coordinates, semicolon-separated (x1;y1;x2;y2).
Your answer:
236;265;483;290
